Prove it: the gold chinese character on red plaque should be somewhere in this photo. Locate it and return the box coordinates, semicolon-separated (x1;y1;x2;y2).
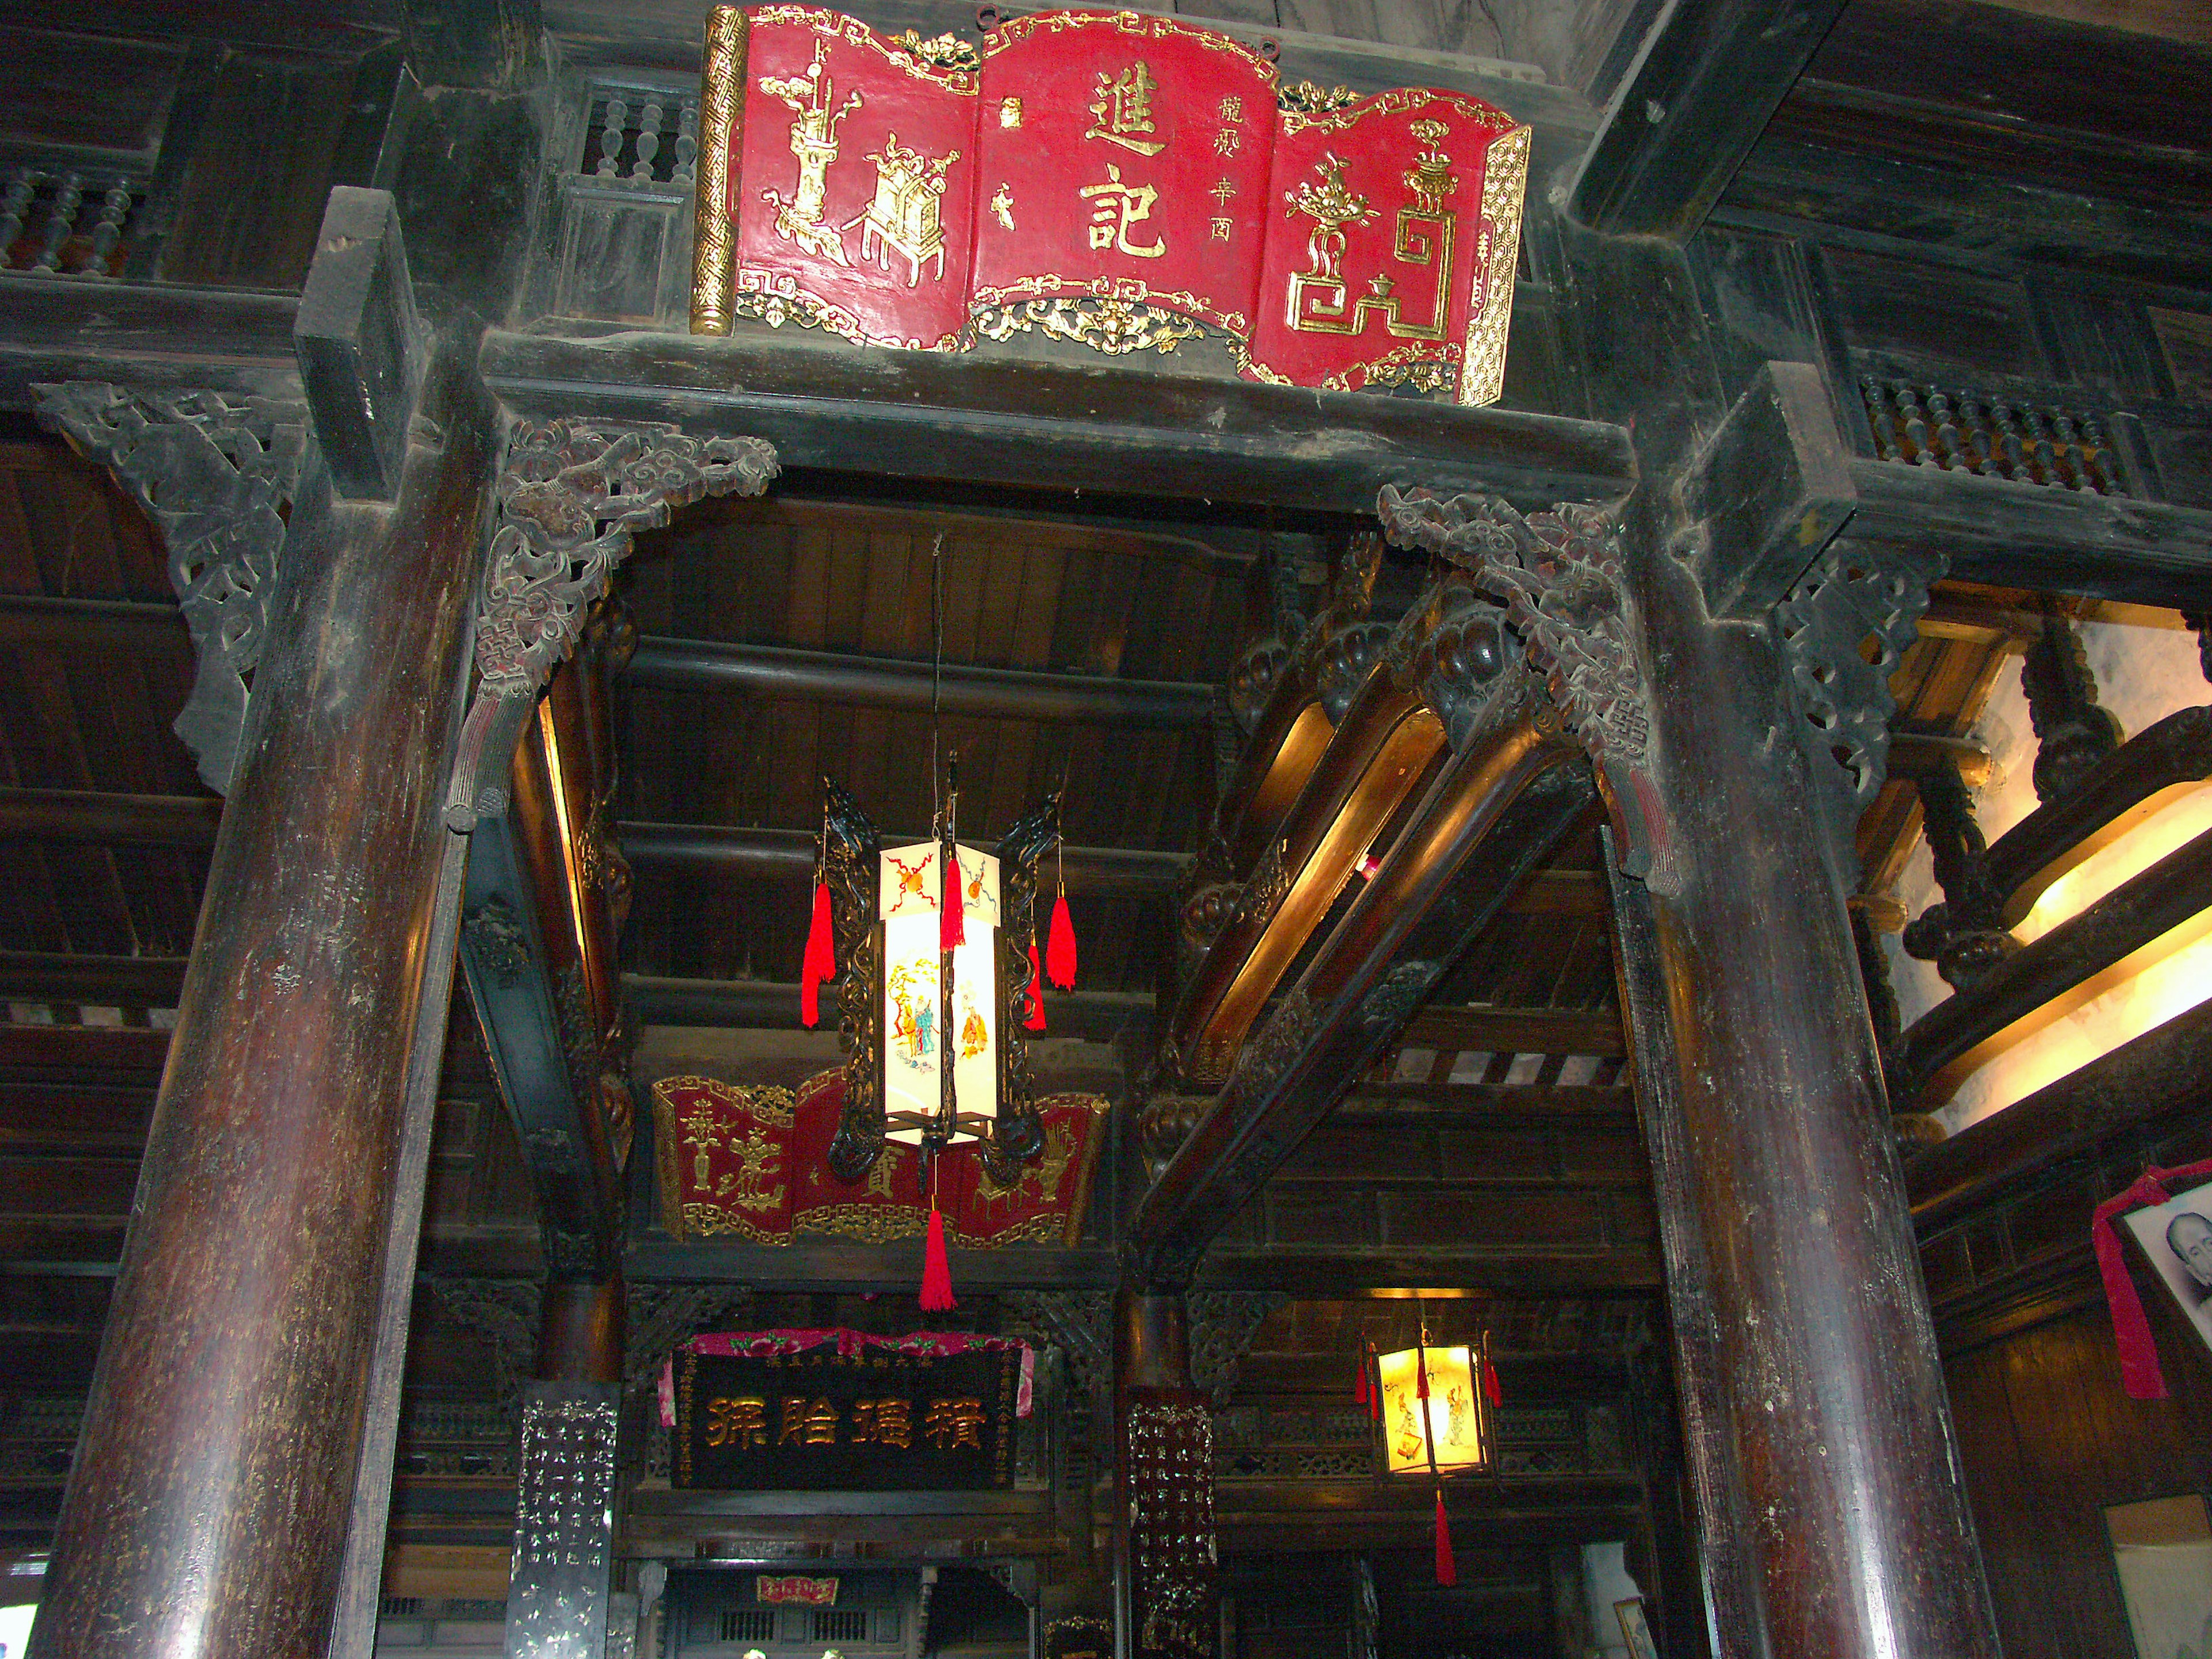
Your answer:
1246;89;1529;402
969;10;1277;336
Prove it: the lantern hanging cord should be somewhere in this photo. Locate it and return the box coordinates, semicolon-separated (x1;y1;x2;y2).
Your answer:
931;531;945;819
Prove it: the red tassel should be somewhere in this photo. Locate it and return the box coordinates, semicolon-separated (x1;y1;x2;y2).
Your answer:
1415;1346;1430;1399
921;1203;957;1312
1482;1355;1502;1407
1353;1350;1371;1409
941;857;965;952
801;879;834;1028
1046;891;1077;990
1434;1491;1457;1587
1024;942;1048;1031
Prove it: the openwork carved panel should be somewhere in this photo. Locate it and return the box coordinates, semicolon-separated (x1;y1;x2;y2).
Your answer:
33;382;306;793
446;418;779;830
1773;540;1946;835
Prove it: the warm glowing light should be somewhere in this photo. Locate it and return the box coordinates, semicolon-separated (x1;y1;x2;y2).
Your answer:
1376;1344;1488;1475
878;841;999;1144
1944;773;2212;1131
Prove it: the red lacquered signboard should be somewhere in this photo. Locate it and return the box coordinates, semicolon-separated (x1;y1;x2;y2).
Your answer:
969;11;1277;334
1248;90;1527;399
700;5;1533;403
734;5;980;349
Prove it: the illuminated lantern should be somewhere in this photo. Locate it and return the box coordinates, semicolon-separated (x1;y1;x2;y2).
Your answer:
878;836;1001;1146
1371;1332;1498;1586
1376;1340;1492;1477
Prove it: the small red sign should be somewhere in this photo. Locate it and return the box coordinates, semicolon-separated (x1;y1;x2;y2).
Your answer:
757;1574;840;1605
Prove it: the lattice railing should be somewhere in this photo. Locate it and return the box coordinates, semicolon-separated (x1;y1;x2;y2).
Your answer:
1859;374;2126;495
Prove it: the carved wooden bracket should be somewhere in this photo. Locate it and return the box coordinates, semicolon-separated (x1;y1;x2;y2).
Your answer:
445;417;779;831
32;382;306;794
1773;539;1947;842
1377;485;1666;884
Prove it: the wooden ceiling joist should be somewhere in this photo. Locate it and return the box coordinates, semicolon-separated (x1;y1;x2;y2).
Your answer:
1570;0;1855;238
620;823;1185;897
0;787;218;847
623;973;1154;1044
623;635;1216;728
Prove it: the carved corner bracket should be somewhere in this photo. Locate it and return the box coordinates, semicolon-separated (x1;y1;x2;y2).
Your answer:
1377;486;1668;887
445;418;779;831
33;382;307;794
1773;540;1948;839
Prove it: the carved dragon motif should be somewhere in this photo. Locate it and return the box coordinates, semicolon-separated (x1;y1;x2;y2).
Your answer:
445;418;778;831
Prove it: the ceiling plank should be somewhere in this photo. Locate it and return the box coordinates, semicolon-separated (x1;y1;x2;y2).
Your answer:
1569;0;1854;238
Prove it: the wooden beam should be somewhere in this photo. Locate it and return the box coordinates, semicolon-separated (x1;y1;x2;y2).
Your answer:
0;594;192;653
1846;464;2212;611
624;636;1217;728
1907;999;2212;1233
623;974;1154;1043
620;823;1186;897
0;787;219;847
0;280;301;411
478;329;1639;516
1569;0;1854;238
1128;702;1597;1290
1897;825;2212;1105
1402;1005;1625;1058
0;952;187;1004
1982;704;2212;922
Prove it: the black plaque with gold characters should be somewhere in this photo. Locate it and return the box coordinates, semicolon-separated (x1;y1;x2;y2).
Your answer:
675;1340;1020;1490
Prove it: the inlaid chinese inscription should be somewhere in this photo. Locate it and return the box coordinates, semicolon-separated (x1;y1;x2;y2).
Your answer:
505;1384;620;1659
675;1337;1022;1489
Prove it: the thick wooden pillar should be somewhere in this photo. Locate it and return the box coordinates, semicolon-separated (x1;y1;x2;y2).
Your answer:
538;1274;626;1384
29;349;495;1658
1607;532;1999;1657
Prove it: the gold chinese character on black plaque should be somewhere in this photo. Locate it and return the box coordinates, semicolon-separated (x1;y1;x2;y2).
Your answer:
779;1396;839;1445
852;1397;916;1449
923;1396;986;1451
706;1395;769;1450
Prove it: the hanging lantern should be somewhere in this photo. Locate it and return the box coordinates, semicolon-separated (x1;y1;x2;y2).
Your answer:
812;771;1061;1188
878;833;1001;1146
1370;1329;1495;1589
1375;1339;1493;1477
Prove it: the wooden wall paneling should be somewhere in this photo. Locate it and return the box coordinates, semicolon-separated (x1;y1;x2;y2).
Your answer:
1937;1343;2047;1656
0;28;187;157
157;54;361;289
1821;245;2040;378
2025;276;2173;401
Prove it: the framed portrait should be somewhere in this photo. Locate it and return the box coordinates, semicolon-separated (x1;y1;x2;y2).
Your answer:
2122;1177;2212;1357
2107;1493;2212;1659
1615;1596;1660;1659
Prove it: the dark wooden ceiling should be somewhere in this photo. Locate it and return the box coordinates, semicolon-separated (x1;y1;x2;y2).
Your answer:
620;495;1264;994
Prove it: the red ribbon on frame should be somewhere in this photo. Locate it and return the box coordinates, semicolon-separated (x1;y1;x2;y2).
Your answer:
2092;1157;2212;1400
